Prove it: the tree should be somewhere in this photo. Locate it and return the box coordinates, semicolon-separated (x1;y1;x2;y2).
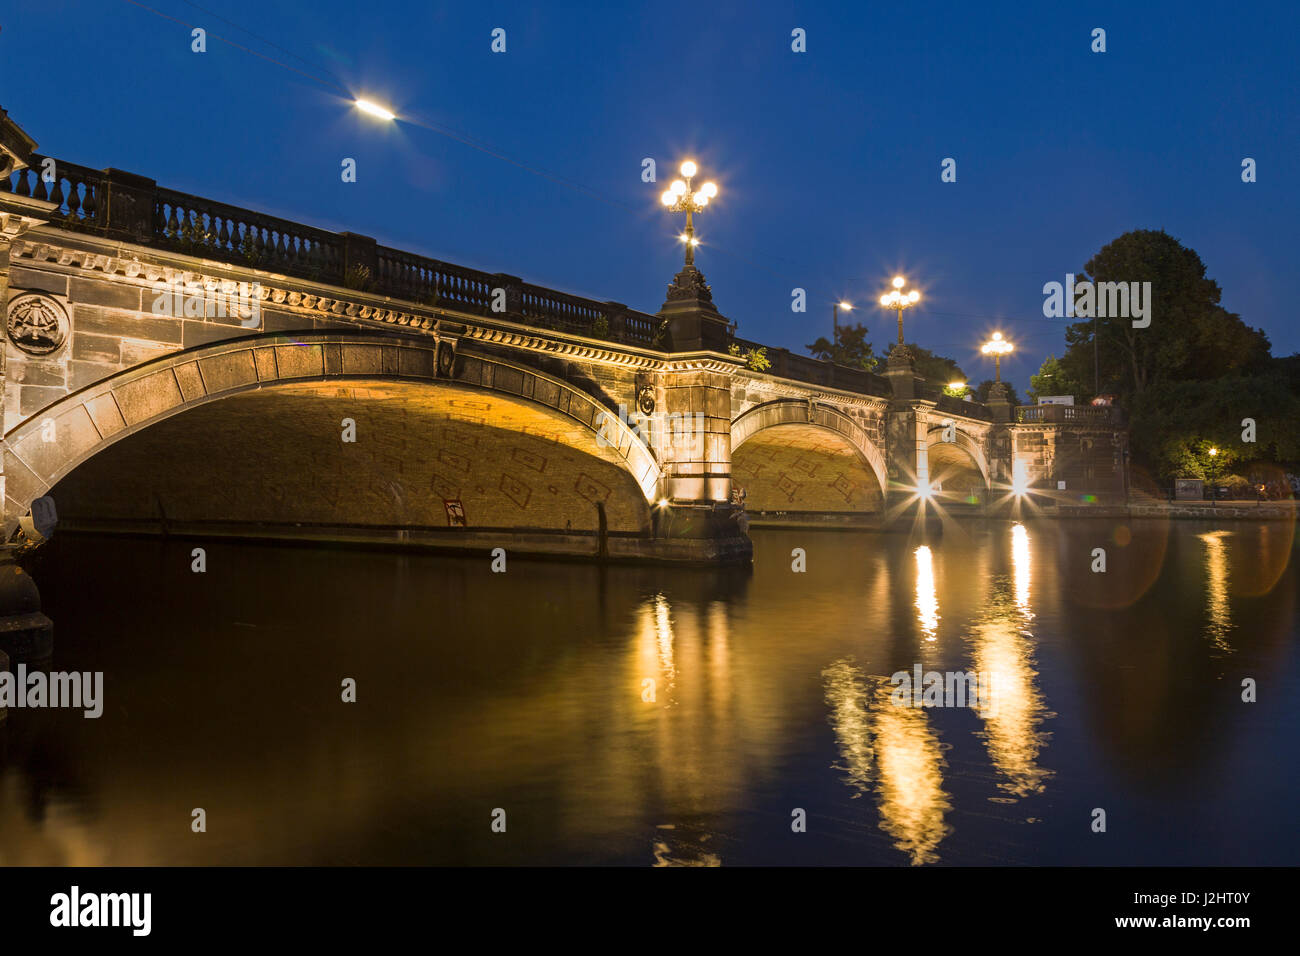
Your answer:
1028;354;1085;404
974;379;1022;406
806;322;880;370
902;343;967;389
1058;230;1270;404
1128;367;1300;480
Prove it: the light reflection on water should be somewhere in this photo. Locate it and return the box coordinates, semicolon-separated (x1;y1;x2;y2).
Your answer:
1;519;1295;866
1199;531;1234;654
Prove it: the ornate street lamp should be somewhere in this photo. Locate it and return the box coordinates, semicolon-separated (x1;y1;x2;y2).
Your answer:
981;331;1014;382
660;161;717;268
879;275;920;349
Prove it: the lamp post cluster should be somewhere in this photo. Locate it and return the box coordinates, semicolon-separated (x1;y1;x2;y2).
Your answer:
880;276;920;348
981;331;1014;382
660;161;718;268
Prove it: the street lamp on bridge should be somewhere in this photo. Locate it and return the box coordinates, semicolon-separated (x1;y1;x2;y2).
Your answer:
981;331;1014;382
879;275;920;350
833;300;853;337
660;161;718;268
355;99;396;121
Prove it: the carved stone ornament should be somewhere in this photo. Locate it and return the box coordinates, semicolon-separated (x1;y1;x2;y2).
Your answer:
7;293;69;355
637;384;656;416
436;339;456;377
664;265;715;307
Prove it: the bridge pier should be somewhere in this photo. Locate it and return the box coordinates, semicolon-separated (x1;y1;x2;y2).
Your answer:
0;110;55;658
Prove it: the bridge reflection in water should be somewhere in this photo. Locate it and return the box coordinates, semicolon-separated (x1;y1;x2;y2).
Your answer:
0;520;1295;866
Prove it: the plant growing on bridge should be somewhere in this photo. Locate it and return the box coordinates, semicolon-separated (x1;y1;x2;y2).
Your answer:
344;263;374;292
238;231;269;268
174;215;218;255
592;315;610;339
729;344;770;372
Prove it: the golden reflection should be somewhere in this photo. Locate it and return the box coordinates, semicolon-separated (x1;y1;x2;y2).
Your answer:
823;660;874;795
637;593;676;696
872;683;951;864
822;661;951;864
1199;532;1233;653
914;546;940;641
968;524;1052;800
971;620;1052;799
1011;523;1031;613
651;837;722;867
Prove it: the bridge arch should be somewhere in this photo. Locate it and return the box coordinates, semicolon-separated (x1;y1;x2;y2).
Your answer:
730;399;887;513
924;423;991;500
2;331;663;536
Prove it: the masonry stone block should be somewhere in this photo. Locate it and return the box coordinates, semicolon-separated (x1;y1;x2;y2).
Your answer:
74;305;182;345
198;350;258;393
20;385;67;416
69;277;141;312
68;360;119;392
113;369;184;425
8;266;67;297
71;332;122;364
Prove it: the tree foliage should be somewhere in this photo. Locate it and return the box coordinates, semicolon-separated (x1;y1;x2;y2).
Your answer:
1055;229;1291;481
903;342;967;388
806;322;880;370
1127;361;1300;479
1027;354;1085;404
1058;229;1270;403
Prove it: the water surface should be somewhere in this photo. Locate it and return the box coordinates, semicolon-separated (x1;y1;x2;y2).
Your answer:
2;520;1296;866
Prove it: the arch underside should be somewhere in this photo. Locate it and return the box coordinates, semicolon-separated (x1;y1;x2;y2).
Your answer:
926;430;990;504
3;333;660;538
730;400;887;514
732;424;885;513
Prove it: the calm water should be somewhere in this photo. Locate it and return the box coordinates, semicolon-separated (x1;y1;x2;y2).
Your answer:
2;520;1297;866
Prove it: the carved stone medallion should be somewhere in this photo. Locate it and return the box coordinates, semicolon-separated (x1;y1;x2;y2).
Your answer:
7;293;68;355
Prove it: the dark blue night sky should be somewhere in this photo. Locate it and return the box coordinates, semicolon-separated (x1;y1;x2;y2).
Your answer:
4;0;1295;391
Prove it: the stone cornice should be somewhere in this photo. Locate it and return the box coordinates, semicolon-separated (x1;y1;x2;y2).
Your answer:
10;226;676;370
460;325;662;370
9;225;917;405
0;194;59;241
732;371;891;410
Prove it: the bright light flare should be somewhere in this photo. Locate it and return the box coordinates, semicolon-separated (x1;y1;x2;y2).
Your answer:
892;275;905;289
982;332;1014;356
680;160;698;178
355;99;395;121
1011;459;1030;497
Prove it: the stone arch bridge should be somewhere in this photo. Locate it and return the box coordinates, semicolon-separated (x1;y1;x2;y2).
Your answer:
0;108;1127;564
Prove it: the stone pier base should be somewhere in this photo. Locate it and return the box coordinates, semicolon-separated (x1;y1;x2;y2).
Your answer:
51;516;755;566
0;551;53;662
